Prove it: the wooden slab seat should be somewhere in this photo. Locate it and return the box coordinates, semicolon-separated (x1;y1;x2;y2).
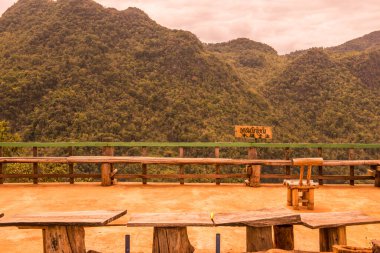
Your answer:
300;211;380;252
0;210;127;253
128;209;301;253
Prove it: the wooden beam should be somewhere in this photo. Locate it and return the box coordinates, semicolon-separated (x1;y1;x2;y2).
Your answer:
247;147;260;187
319;226;347;252
273;224;294;250
246;226;273;252
114;173;248;179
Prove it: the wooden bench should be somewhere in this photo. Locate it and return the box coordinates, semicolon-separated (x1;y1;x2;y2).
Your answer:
286;158;323;210
0;210;127;253
300;211;380;252
128;208;301;253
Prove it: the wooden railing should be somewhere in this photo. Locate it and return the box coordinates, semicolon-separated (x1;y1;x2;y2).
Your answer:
0;142;379;186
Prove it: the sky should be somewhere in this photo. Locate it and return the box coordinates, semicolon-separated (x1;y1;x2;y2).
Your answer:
0;0;379;54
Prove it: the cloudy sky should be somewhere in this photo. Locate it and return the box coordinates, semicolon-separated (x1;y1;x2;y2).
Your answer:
1;0;379;54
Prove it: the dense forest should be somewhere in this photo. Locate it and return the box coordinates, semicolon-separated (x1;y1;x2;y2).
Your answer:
0;0;379;144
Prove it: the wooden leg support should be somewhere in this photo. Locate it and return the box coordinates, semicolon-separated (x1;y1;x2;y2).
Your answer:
43;226;86;253
287;188;292;206
319;226;347;252
153;227;194;253
292;189;299;210
246;226;273;252
248;165;261;187
375;167;380;188
273;225;294;250
307;188;314;210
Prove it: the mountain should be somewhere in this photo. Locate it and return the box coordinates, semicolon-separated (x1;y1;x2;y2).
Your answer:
329;31;380;52
0;0;379;143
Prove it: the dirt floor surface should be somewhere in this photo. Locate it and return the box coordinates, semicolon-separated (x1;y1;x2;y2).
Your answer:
0;183;379;253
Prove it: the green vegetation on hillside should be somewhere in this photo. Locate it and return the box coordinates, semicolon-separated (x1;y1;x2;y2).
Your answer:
0;0;379;145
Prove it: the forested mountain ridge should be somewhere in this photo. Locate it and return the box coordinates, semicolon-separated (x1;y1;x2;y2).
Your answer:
0;0;379;143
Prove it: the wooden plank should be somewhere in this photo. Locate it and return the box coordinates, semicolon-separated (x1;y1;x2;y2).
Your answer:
127;212;213;227
292;158;323;166
301;211;380;229
0;210;127;227
333;245;372;253
213;209;301;227
246;226;273;251
33;146;38;184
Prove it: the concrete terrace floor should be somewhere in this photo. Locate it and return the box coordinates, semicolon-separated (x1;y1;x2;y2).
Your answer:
0;183;379;253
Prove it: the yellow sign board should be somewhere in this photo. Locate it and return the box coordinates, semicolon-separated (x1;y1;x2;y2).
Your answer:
235;125;273;139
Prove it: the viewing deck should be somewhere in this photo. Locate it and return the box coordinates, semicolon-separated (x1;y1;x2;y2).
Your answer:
0;183;379;252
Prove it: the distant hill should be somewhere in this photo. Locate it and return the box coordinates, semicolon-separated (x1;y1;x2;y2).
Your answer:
329;31;380;52
0;0;379;143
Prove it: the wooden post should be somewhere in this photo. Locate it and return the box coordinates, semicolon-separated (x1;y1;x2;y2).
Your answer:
215;147;220;185
153;227;194;253
299;166;304;186
101;147;114;186
248;147;260;187
142;147;147;185
317;148;323;185
285;147;291;176
292;188;299;210
0;146;3;184
374;166;380;187
179;147;184;185
348;149;355;186
307;188;314;210
246;226;273;251
68;147;74;184
286;188;292;206
306;165;312;185
33;146;38;184
319;226;347;252
43;226;86;253
273;225;294;250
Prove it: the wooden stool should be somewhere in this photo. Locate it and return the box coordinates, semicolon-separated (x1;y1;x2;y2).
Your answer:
285;158;323;210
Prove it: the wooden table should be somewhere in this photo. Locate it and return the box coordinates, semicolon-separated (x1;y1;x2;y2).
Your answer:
0;210;127;253
301;211;380;252
128;209;301;253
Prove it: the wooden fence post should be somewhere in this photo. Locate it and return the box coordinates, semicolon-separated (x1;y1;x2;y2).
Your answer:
101;146;114;186
247;147;260;187
179;147;184;185
142;147;148;185
317;148;323;185
0;146;3;184
348;149;355;186
33;146;38;184
68;147;74;184
284;147;291;176
375;166;380;188
215;147;220;185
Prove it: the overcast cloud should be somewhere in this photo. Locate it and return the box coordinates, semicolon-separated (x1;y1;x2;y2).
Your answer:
1;0;379;54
